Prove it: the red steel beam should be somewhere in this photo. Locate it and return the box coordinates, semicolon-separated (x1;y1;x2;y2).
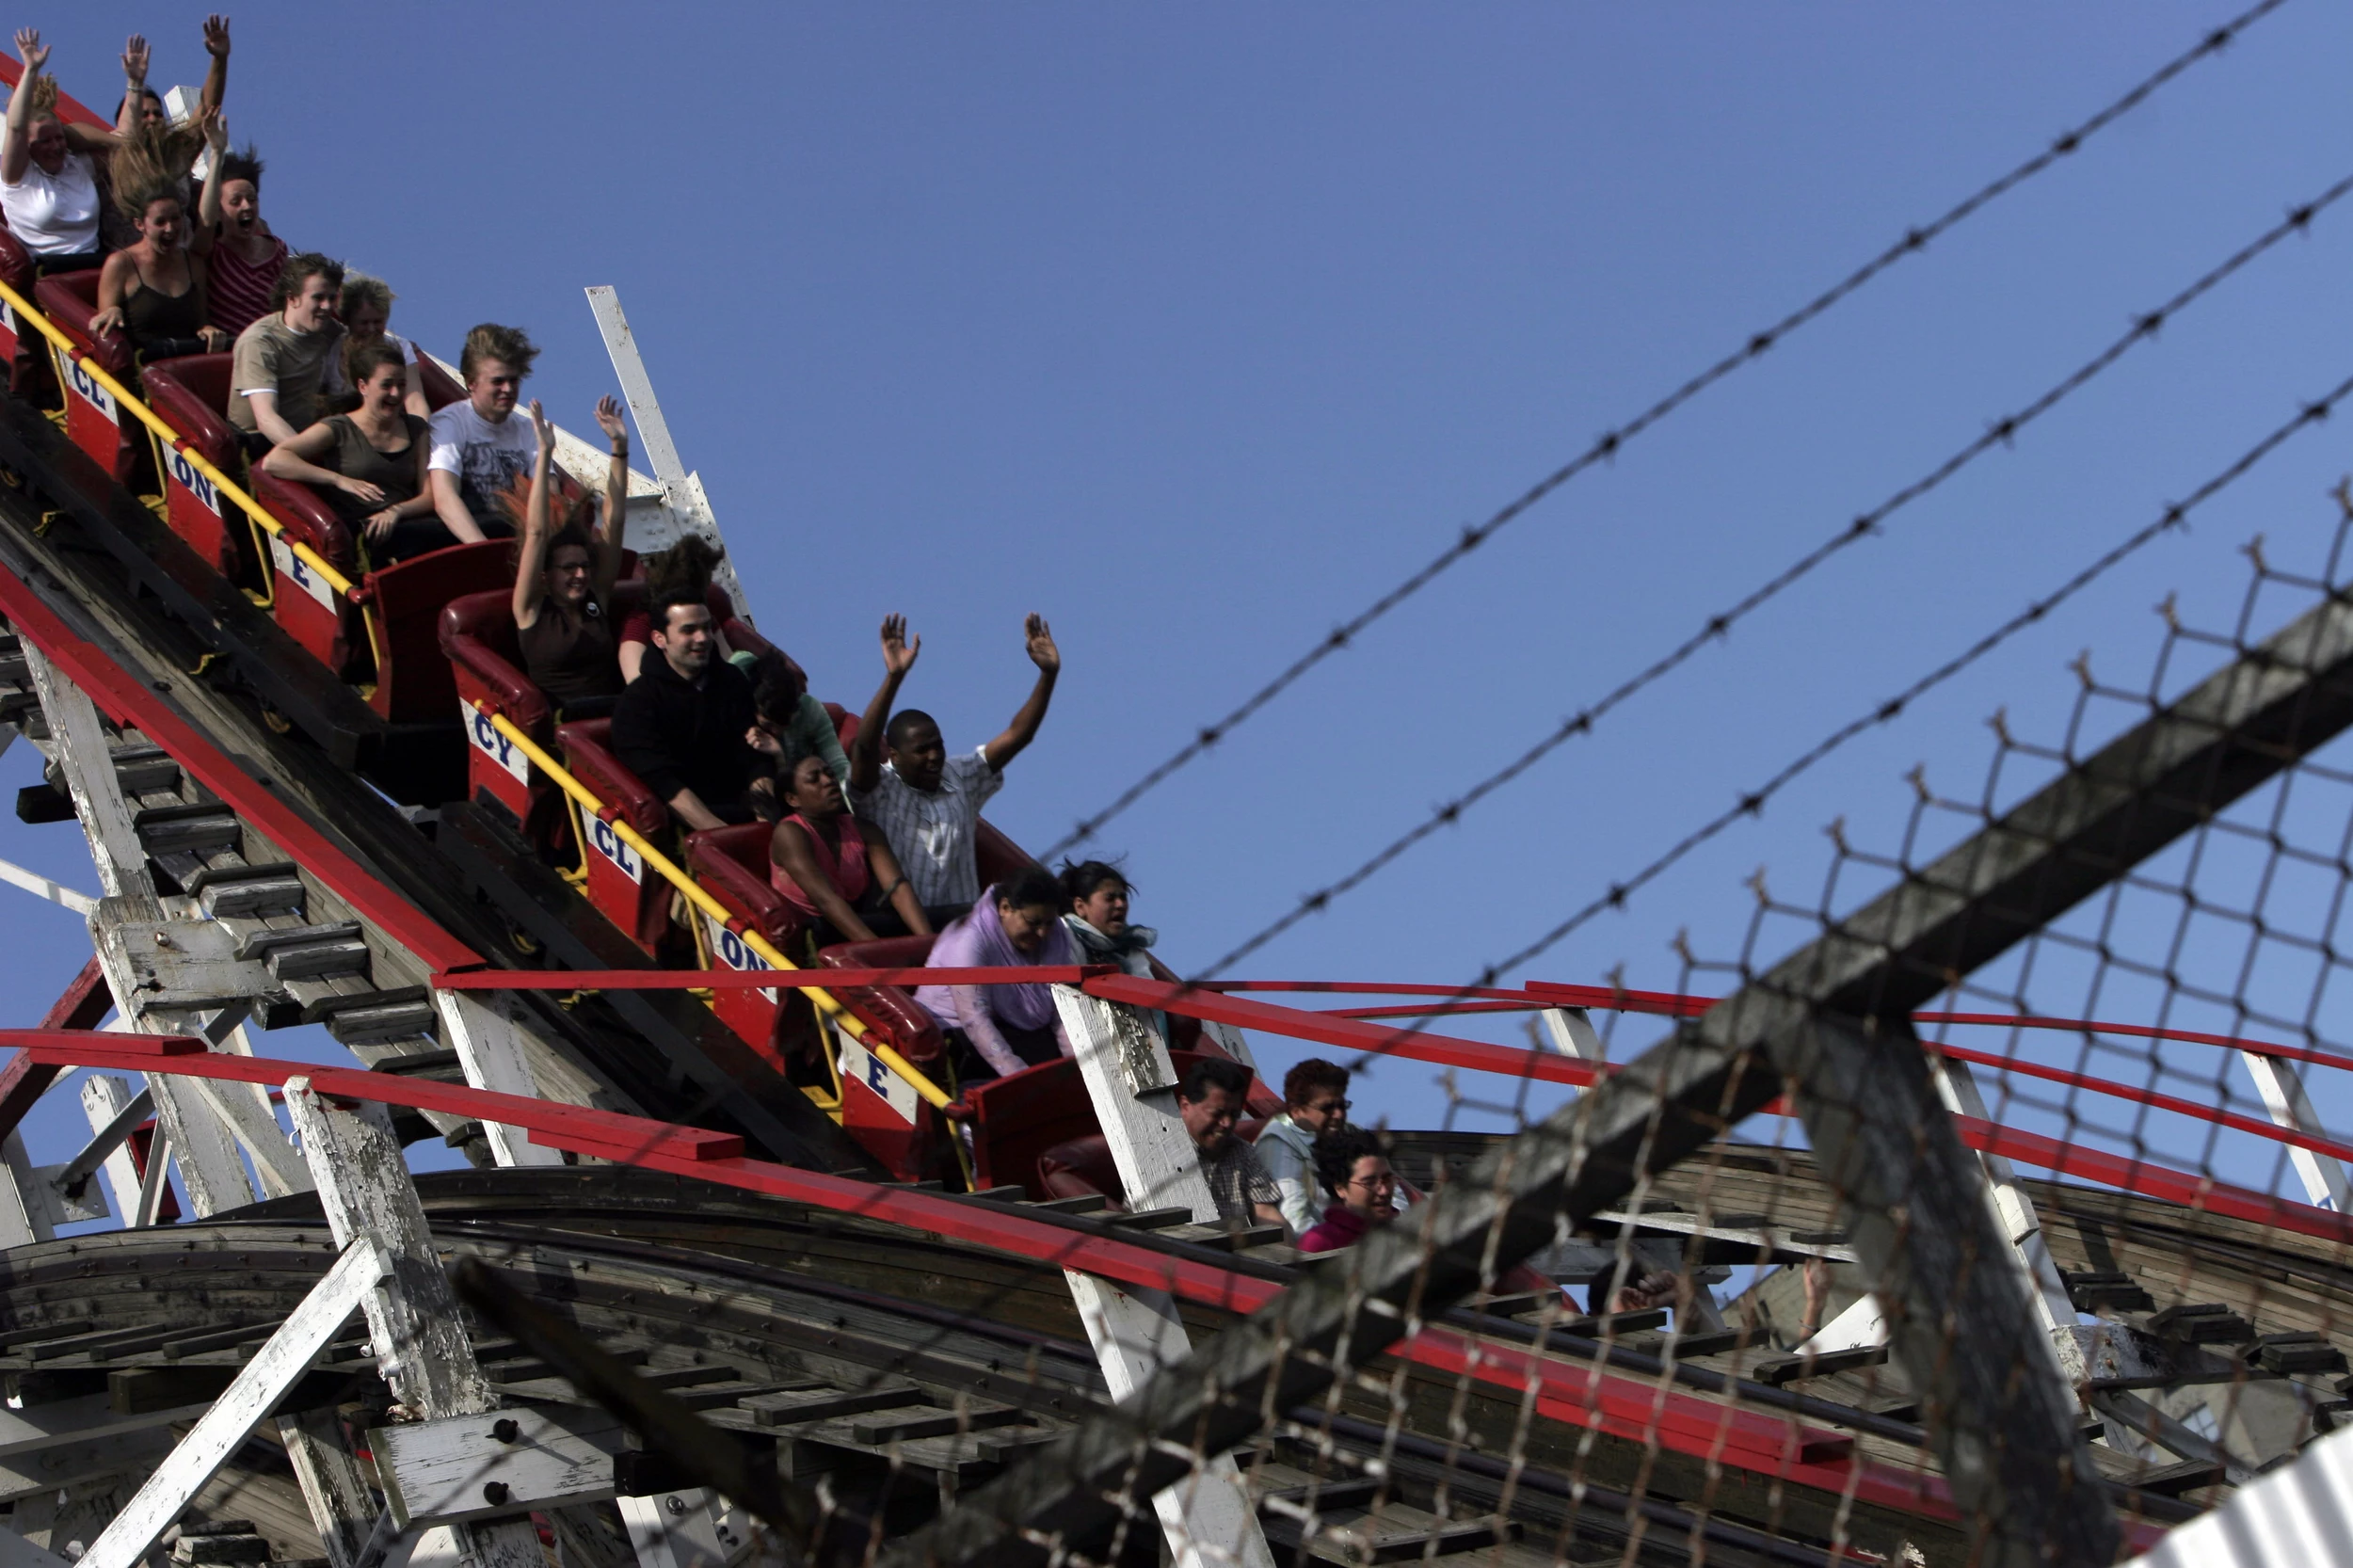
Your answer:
4;1030;1945;1516
435;965;1117;991
0;568;482;973
0;959;115;1141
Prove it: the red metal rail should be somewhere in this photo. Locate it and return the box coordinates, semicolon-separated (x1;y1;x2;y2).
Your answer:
0;570;484;973
0;1028;1969;1524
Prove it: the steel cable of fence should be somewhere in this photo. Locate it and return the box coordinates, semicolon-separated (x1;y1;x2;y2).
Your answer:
1203;169;2353;974
1195;363;2351;1048
1041;0;2294;862
1455;371;2353;994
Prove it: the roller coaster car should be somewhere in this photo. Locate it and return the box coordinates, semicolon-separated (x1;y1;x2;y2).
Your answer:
684;812;1036;1064
33;270;142;488
457;582;781;848
136;354;254;583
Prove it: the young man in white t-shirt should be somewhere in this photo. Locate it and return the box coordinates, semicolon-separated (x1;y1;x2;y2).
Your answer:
424;322;538;550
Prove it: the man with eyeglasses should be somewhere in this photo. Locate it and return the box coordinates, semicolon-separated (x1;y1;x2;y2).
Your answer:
1257;1059;1354;1236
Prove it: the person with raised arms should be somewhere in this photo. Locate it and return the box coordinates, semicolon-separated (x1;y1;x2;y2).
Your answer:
509;394;630;702
1;29;118;274
848;612;1061;927
111;19;228;145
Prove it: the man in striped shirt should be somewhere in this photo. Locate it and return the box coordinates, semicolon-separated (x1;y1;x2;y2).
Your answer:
847;612;1061;926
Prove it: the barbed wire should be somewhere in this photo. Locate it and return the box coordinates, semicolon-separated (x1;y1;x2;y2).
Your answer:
1458;370;2353;992
1041;0;2294;862
1198;165;2353;974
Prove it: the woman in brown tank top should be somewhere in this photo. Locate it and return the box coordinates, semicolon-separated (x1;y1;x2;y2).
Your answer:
260;343;435;553
512;394;631;708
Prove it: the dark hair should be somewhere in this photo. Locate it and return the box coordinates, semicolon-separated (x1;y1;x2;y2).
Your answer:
112;87;167;121
267;252;344;312
644;535;721;606
459;322;538;383
1059;858;1130;906
1283;1059;1349;1110
884;708;939;748
751;653;808;725
1179;1056;1255;1104
346;341;408;386
542;523;594;565
1312;1126;1388;1198
649;589;708;636
218;142;264;190
991;865;1064;916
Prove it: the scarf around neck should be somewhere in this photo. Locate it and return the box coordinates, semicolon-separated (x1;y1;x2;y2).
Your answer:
1064;915;1159;961
933;885;1076;1032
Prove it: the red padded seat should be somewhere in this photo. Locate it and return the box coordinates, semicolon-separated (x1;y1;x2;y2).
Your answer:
360;539;512;724
34;271;139;484
126;355;256;585
554;714;670;954
0;227;45;400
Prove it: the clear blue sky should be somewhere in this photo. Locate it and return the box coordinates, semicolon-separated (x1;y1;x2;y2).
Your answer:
8;3;2353;1208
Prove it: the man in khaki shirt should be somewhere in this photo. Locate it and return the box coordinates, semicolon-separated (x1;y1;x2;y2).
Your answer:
227;250;345;458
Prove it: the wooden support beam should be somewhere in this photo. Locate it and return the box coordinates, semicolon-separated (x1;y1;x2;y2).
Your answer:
72;1236;389;1568
372;1408;625;1529
432;992;562;1169
1052;984;1275;1568
19;642;142;894
283;1081;570;1568
278;1409;384;1568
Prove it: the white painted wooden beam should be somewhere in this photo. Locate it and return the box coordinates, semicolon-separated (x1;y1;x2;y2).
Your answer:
1929;1055;2085;1379
2238;1053;2352;1211
1054;984;1220;1219
1054;984;1276;1568
433;992;564;1169
20;644;143;895
373;1407;625;1528
285;1083;551;1568
0;856;95;916
72;1236;390;1568
583;286;751;624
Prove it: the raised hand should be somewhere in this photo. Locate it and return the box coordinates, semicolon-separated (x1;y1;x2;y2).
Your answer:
1022;613;1060;674
202;110;228;152
880;614;920;678
14;30;48;76
121;34;150;84
527;398;553;453
592;393;627;446
202;15;232;58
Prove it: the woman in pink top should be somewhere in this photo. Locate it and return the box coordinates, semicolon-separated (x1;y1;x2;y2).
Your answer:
768;754;930;952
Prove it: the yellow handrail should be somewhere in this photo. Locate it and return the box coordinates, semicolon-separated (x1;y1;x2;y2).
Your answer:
0;279;360;600
481;708;957;1114
4;281;968;1142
